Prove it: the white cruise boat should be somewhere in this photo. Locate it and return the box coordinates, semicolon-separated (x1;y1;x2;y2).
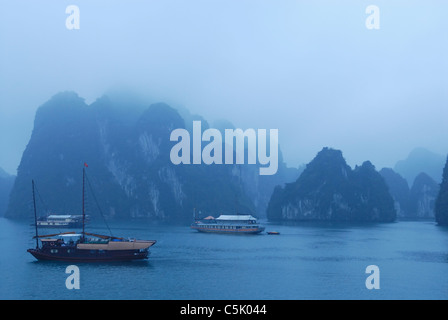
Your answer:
191;214;265;234
36;214;89;228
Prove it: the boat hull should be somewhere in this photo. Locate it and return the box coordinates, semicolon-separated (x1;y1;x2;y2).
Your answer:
27;247;150;262
191;225;265;234
36;222;83;228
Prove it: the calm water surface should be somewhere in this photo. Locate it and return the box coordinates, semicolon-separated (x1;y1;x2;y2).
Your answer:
1;217;448;300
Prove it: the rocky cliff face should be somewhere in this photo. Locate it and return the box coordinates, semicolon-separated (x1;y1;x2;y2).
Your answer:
435;155;448;225
266;148;396;222
380;168;440;219
5;91;297;221
0;168;15;216
409;173;439;219
379;168;411;218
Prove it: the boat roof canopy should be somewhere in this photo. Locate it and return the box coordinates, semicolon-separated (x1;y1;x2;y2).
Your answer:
34;231;78;238
47;215;76;219
46;215;87;219
216;215;256;221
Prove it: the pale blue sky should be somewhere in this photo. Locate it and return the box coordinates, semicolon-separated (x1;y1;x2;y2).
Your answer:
1;0;447;175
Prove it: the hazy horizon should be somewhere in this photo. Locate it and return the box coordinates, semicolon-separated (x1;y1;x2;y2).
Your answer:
1;1;447;175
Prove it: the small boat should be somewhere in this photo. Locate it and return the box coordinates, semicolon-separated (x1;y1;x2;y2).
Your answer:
267;231;280;235
27;165;156;262
191;214;265;234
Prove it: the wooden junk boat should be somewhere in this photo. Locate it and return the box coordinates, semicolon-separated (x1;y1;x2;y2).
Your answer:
27;165;156;262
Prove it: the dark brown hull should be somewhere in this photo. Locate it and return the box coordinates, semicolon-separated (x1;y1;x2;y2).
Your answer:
27;248;149;262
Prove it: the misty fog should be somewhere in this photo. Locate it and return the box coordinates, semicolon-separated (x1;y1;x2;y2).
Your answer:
1;0;447;175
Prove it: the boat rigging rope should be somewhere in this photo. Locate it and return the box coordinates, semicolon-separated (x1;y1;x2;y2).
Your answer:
34;182;50;216
84;172;114;238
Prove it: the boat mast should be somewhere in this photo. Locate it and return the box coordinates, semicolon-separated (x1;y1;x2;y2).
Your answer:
32;180;39;249
82;166;86;242
235;165;241;216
